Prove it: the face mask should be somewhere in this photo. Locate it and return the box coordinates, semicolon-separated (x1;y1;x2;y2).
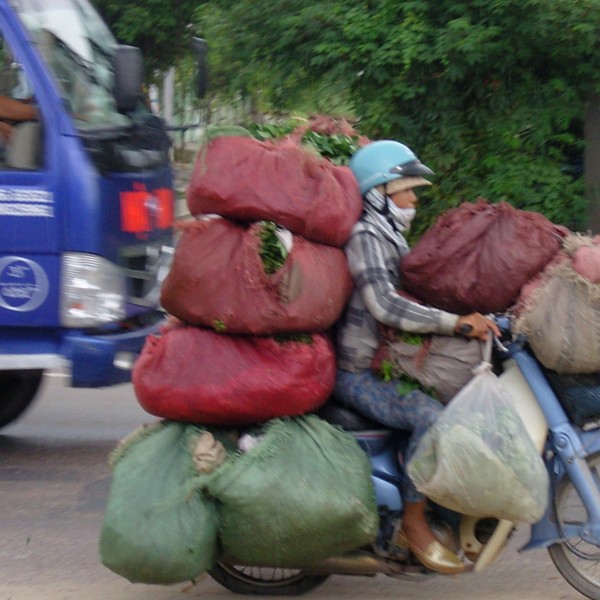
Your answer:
388;202;416;231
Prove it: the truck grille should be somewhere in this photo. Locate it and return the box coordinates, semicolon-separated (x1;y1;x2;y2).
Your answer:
120;244;173;308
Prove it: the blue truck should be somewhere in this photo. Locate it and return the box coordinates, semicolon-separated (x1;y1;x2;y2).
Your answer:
0;0;199;427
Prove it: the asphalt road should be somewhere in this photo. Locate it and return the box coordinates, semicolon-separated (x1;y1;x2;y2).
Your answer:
0;375;587;600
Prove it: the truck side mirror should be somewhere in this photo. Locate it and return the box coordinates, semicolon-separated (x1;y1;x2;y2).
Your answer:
114;45;144;113
192;37;209;99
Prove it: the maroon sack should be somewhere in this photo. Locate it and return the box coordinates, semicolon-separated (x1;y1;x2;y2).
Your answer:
186;136;362;247
132;324;336;426
399;199;565;314
160;218;353;335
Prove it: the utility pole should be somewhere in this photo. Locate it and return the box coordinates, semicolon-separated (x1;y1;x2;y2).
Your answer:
163;68;175;127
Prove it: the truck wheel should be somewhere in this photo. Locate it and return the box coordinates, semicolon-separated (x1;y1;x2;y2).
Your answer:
0;370;44;429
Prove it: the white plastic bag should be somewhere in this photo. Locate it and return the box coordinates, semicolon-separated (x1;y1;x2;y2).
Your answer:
407;341;549;523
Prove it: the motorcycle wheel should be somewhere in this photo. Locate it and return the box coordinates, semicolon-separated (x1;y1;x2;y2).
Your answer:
548;451;600;600
0;370;44;429
209;562;329;596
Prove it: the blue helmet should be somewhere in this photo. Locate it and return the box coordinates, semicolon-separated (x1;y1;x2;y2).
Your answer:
349;140;434;195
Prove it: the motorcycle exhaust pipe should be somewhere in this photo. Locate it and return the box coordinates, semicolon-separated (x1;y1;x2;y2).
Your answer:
303;550;408;577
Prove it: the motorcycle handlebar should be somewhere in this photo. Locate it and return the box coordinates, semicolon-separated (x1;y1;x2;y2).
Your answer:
458;314;512;353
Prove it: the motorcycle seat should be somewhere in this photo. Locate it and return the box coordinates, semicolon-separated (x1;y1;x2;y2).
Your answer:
317;398;384;431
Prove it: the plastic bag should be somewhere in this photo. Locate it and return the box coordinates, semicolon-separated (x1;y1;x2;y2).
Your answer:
407;343;549;523
205;415;379;566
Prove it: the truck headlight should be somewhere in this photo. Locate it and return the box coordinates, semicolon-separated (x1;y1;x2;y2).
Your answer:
61;253;126;327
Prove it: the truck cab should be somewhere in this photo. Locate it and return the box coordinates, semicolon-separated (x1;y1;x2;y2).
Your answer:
0;0;178;427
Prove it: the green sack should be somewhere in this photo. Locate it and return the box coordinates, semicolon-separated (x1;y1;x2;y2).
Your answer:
206;415;378;567
99;421;221;584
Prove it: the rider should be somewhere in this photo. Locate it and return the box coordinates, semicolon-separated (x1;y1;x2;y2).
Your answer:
335;140;499;574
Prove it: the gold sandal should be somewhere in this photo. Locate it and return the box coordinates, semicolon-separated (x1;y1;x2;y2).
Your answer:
395;530;468;575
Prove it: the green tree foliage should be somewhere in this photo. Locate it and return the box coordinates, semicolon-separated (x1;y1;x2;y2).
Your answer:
197;0;600;232
193;3;268;105
90;0;201;77
194;1;353;114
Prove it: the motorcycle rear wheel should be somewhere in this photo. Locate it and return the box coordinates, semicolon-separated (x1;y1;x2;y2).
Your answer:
209;562;329;596
548;452;600;600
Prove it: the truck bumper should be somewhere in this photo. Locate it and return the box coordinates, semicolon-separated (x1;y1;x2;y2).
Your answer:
0;313;164;388
64;318;163;387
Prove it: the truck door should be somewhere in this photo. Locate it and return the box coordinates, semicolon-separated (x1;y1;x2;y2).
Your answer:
0;24;53;427
0;27;62;327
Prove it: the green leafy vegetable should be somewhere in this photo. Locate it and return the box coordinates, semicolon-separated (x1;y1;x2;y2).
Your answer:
212;319;227;332
273;333;314;345
300;131;361;165
395;331;426;346
377;359;436;398
379;360;394;383
257;221;288;274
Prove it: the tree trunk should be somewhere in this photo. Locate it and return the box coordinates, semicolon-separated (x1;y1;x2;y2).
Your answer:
585;94;600;233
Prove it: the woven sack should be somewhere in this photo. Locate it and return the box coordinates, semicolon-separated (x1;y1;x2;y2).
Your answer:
160;217;353;335
205;415;379;566
373;334;483;404
133;324;336;425
516;260;600;373
99;421;221;584
400;199;564;313
186;135;362;247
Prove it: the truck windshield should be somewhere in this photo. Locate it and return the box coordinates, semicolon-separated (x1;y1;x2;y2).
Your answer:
11;0;128;129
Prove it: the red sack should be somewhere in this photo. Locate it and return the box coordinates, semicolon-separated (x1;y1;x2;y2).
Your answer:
186;136;362;247
400;199;565;314
132;324;336;426
160;218;353;335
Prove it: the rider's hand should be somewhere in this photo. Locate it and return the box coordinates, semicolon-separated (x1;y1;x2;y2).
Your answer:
455;313;500;341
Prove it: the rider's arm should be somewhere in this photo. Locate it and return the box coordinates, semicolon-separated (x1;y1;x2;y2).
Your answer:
345;228;459;335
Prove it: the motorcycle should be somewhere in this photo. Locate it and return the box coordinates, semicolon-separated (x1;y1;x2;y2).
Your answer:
208;314;600;599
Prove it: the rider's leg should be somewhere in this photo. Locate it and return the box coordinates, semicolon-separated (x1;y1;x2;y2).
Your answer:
334;369;466;574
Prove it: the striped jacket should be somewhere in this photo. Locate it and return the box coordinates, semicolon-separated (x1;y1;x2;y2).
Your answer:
336;219;459;373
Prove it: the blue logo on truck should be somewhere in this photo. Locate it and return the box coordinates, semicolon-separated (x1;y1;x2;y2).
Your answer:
0;256;49;311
